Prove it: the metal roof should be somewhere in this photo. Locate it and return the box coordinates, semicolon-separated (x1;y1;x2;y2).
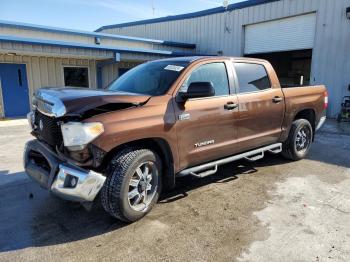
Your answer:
0;35;196;56
0;20;196;49
95;0;280;31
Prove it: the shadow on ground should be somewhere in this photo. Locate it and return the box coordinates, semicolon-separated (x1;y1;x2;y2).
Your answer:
0;154;290;253
1;127;347;253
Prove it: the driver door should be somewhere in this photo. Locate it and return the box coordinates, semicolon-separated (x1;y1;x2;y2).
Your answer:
173;61;239;171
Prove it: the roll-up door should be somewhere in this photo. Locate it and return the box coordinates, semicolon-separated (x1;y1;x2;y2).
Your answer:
244;13;317;54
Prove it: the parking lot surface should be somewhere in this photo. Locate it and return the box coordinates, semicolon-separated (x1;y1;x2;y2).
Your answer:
0;120;349;262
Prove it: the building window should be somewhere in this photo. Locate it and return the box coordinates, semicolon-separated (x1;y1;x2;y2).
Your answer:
63;67;89;88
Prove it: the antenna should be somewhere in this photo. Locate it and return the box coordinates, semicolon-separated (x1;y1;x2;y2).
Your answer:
151;0;155;17
223;0;229;9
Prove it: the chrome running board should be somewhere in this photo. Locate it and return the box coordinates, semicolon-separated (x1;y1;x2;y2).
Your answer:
178;143;282;178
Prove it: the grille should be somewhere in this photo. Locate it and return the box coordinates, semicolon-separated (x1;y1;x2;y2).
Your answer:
34;110;63;147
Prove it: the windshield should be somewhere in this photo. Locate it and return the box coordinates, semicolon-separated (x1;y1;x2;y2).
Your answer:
108;61;189;96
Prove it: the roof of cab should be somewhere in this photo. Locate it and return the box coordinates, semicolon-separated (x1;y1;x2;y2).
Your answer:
151;56;269;64
153;56;209;63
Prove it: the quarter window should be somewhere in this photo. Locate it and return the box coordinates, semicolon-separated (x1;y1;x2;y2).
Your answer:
63;67;89;88
182;63;229;96
234;63;271;93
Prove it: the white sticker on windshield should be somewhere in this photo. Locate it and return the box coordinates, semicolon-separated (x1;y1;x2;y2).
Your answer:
164;65;184;72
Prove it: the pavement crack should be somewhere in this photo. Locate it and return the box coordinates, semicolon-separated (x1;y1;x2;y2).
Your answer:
322;203;350;214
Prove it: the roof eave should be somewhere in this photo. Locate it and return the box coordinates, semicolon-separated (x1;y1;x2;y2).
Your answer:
95;0;280;31
0;35;198;57
0;20;196;49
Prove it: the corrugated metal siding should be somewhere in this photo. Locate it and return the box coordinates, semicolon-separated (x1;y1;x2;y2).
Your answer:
102;0;350;117
101;61;140;88
0;54;97;117
0;41;114;60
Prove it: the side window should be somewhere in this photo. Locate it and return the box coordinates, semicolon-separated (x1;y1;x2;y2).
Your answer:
182;62;229;96
234;63;271;93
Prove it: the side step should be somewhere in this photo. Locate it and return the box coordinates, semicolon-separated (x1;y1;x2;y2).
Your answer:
178;143;282;178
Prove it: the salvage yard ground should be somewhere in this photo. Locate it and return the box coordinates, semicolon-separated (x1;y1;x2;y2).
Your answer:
0;120;349;262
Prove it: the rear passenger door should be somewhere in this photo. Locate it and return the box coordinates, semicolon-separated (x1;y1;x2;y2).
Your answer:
174;61;239;170
233;61;285;152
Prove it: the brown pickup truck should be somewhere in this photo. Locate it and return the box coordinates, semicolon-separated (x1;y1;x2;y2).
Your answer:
24;56;327;222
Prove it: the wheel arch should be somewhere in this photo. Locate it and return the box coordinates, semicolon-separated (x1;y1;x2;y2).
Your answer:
101;137;176;189
293;108;316;140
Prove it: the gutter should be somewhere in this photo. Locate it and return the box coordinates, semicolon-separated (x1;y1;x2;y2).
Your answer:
0;35;197;57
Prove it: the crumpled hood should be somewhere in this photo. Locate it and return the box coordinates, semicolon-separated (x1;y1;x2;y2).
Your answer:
33;87;151;117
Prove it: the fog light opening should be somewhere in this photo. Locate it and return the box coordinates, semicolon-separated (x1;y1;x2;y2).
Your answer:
70;176;78;187
64;174;79;188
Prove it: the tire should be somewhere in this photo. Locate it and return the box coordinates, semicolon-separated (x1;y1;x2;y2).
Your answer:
101;147;162;222
282;119;313;161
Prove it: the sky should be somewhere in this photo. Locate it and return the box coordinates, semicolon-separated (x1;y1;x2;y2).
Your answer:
0;0;243;32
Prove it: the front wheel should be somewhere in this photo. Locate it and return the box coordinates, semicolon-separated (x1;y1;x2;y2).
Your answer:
101;148;162;222
282;119;313;161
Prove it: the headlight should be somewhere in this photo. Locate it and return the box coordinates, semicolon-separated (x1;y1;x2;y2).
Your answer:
61;122;104;150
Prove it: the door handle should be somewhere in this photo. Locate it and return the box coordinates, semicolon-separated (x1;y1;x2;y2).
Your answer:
18;69;22;87
224;102;238;110
272;96;283;103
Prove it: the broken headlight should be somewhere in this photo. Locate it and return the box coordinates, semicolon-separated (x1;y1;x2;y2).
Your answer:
61;122;104;151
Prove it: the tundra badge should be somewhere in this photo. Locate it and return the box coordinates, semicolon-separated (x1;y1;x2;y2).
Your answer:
195;140;215;148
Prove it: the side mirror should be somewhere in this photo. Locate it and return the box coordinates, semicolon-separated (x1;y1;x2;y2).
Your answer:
176;82;215;102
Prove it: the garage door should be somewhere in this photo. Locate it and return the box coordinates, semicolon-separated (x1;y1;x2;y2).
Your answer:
244;13;317;55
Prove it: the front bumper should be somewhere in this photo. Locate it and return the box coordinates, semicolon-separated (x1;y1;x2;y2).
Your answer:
24;140;106;202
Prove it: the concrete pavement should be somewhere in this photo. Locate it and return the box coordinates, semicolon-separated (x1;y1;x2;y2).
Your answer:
0;120;349;262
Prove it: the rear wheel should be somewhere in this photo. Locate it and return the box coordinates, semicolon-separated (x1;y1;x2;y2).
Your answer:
282;119;313;161
101;148;162;222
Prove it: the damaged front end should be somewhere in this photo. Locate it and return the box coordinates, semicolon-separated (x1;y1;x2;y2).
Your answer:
24;140;106;202
24;87;150;202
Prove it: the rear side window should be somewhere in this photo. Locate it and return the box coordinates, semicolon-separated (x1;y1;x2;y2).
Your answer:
234;63;271;93
182;62;229;96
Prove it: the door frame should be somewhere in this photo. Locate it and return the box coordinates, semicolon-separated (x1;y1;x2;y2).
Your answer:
0;62;30;117
171;58;240;170
230;59;285;152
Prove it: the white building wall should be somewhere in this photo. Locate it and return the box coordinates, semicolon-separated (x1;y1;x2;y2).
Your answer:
0;53;97;118
102;0;350;117
101;61;140;88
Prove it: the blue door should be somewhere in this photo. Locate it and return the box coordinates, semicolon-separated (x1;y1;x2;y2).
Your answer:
0;63;30;117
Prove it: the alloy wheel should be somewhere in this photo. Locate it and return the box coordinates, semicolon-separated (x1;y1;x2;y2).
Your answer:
128;161;158;212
